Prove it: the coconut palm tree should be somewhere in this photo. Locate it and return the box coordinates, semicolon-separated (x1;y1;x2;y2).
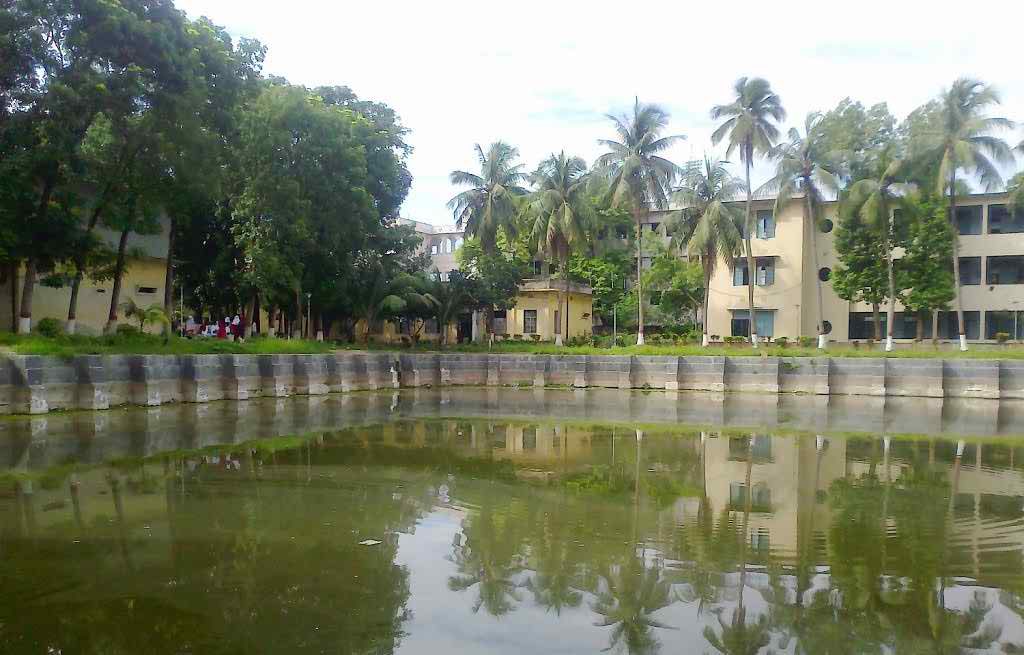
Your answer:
447;142;527;341
711;78;786;348
523;151;591;346
448;142;528;251
843;151;915;352
761;114;841;349
911;78;1015;351
671;158;744;346
591;556;675;654
596;99;685;345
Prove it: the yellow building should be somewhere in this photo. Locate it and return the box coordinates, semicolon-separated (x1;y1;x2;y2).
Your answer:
634;191;1024;344
0;220;170;335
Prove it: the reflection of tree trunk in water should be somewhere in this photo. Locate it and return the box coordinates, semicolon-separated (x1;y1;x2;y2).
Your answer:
70;475;84;532
109;476;134;573
798;437;825;608
939;440;966;615
739;436;754;619
633;429;643;548
880;436;891;593
16;480;36;538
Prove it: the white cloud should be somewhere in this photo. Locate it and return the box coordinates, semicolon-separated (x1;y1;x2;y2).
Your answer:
176;0;1024;225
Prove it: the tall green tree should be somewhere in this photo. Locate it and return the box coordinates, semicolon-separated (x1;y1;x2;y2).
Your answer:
711;78;785;348
448;142;527;340
762;114;841;348
670;157;743;346
523;151;591;345
899;196;955;342
596;99;685;345
843;153;914;350
831;206;889;341
910;78;1015;350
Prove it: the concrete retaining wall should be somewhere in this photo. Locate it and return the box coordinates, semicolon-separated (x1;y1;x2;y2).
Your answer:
0;352;1020;415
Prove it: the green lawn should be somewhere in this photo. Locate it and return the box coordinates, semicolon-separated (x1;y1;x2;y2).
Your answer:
341;338;1024;360
1;331;1022;360
0;332;334;357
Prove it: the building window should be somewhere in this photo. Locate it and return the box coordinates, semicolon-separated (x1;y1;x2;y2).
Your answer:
733;258;775;286
532;261;543;276
955;205;983;235
750;528;770;553
524;309;538;334
819;218;834;233
616;227;628;239
493;309;507;335
849;311;934;340
430;244;439;255
756;210;775;239
986;256;1024;285
554;310;561;335
598;228;608;240
937;311;981;340
648;222;660;232
729;482;771;511
730;309;774;338
989;204;1024;234
136;286;158;294
959;257;982;285
985;311;1024;340
641;257;652;270
818;267;831;282
523;426;537;450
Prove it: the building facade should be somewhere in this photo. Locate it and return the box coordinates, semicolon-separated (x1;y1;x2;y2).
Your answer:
672;191;1024;343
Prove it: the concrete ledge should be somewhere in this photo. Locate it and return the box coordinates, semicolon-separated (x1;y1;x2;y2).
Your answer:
0;352;1020;415
944;359;999;399
830;358;885;396
886;359;943;398
676;356;725;392
725;357;779;393
779;357;829;395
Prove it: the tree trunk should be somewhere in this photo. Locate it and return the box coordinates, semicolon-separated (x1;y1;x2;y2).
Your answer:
932;310;939;346
18;258;36;334
9;262;18;332
634;205;645;346
162;215;177;335
293;286;302;339
67;199;109;334
916;312;925;342
701;260;712;347
949;168;967;351
884;206;897;352
872;302;881;342
805;190;826;349
105;228;131;334
744;159;758;348
251;292;261;337
20;178;56;334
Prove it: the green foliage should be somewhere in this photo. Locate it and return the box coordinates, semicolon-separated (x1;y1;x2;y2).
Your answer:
899;195;955;317
568;250;631;322
34;317;63;338
831;205;889;307
815;98;898;181
641;248;703;325
448;142;528;251
457;237;528;312
120;299;171;332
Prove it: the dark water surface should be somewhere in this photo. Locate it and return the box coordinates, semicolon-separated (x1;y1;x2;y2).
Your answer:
3;389;1024;654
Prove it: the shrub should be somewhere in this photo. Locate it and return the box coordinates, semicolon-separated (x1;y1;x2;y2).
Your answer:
775;337;788;348
513;334;522;340
723;335;747;344
35;317;63;338
531;334;541;342
996;332;1011;344
614;335;625;347
115;324;142;337
709;335;720;342
798;336;815;348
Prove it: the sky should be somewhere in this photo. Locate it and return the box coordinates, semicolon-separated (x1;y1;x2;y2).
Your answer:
175;0;1024;227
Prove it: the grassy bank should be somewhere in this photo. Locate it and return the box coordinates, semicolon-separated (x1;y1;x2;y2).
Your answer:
0;332;334;357
340;338;1024;360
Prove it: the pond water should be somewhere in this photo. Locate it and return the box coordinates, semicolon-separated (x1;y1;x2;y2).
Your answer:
3;389;1024;654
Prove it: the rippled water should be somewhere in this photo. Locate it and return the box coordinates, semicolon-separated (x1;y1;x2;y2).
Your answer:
3;389;1024;654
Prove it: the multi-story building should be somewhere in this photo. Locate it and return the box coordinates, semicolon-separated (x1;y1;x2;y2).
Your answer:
652;191;1024;343
401;218;594;343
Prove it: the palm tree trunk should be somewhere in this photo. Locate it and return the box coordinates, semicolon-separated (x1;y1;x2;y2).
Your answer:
701;261;712;347
105;227;131;334
949;168;967;351
555;263;565;347
884;208;896;352
162;214;177;336
634;205;645;346
744;160;758;348
805;191;826;349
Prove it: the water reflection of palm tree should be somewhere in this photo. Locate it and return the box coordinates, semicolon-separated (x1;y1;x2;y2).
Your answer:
702;436;770;655
527;491;583;615
448;495;525;616
591;430;675;654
